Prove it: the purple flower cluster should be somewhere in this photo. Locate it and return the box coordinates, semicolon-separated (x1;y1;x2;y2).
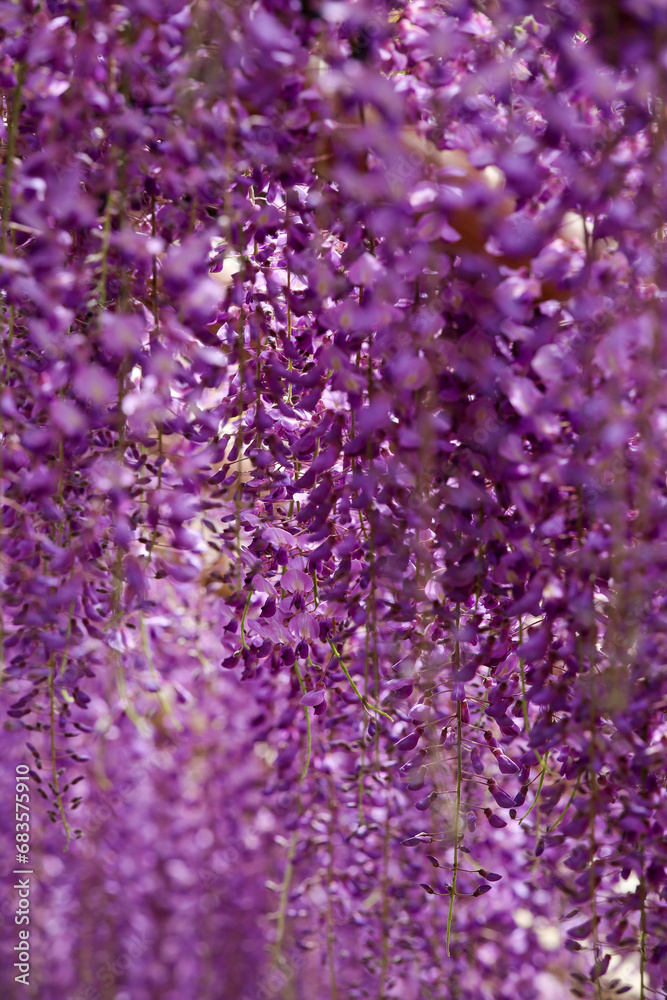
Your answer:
1;0;666;998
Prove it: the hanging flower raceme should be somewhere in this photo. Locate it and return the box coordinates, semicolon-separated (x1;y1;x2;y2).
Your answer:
0;1;665;998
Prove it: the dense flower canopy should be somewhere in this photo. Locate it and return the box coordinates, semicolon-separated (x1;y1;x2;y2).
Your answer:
1;0;666;998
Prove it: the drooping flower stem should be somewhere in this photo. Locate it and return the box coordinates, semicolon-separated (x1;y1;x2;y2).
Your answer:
48;654;71;849
0;60;25;256
326;774;339;1000
292;658;311;782
447;607;463;958
377;805;391;1000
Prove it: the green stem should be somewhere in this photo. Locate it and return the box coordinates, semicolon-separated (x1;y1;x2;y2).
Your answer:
639;870;647;1000
547;775;581;833
146;426;163;561
274;829;298;962
49;654;71;849
446;699;462;957
115;651;150;736
292;659;312;783
377;807;391;999
240;590;252;648
151;191;159;337
139;612;181;728
519;751;549;825
1;61;25;256
327;775;339;1000
327;636;393;721
97;193;112;312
